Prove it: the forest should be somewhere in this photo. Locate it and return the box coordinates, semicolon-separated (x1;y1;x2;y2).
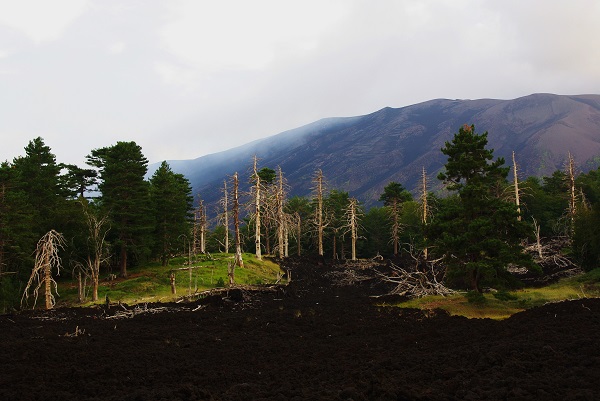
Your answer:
2;124;600;311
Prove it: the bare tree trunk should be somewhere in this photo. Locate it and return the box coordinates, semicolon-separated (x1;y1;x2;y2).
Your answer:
199;200;206;254
277;167;285;259
420;167;429;260
348;198;358;261
232;173;243;269
512;151;522;221
567;151;577;237
43;251;52;310
313;169;325;257
77;271;83;303
252;156;262;260
284;225;289;257
532;217;543;258
222;180;229;253
296;212;302;256
170;272;176;294
22;230;65;310
227;262;235;286
391;201;400;256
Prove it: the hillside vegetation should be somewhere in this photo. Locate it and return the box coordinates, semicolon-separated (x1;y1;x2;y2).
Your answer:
56;253;283;307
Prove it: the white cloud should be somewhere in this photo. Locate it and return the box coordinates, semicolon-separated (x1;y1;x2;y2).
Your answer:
159;0;347;73
107;41;126;54
0;0;89;44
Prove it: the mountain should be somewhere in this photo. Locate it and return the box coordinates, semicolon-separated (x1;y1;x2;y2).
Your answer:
151;93;600;209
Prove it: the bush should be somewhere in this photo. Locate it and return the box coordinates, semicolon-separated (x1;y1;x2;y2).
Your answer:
493;290;518;301
466;290;487;305
215;277;225;288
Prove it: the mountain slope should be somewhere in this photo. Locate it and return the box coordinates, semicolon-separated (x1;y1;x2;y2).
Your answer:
153;93;600;209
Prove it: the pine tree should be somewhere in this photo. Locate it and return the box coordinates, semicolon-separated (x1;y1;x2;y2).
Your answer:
87;141;153;277
432;124;534;292
149;161;193;266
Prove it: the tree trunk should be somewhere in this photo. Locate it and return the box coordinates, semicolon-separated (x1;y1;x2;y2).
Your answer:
233;173;243;268
277;167;285;259
223;180;229;253
120;245;127;278
512;151;522;221
421;167;429;260
349;198;358;261
170;272;176;294
92;269;99;302
44;252;52;310
392;201;399;256
253;156;262;260
296;213;302;256
567;151;577;237
313;169;325;257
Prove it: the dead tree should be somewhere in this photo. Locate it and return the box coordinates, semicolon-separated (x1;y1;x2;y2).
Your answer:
22;230;66;310
345;198;361;261
81;202;110;302
312;169;326;257
294;212;302;256
567;151;577;237
232;172;244;269
532;217;543;259
251;156;262;260
420;167;429;260
275;166;289;259
375;261;455;298
218;180;230;253
193;197;207;256
512;151;522;221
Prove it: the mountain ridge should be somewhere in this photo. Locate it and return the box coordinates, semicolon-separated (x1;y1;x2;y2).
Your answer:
150;93;600;210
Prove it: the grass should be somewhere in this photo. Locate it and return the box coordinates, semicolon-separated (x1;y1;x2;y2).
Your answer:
393;268;600;320
56;253;284;307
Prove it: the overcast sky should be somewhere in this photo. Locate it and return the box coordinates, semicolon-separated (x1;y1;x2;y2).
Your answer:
1;0;599;166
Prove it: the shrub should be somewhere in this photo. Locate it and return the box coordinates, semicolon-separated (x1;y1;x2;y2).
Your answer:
466;290;487;305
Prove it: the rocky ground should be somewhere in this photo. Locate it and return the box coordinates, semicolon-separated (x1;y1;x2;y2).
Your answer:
1;257;599;400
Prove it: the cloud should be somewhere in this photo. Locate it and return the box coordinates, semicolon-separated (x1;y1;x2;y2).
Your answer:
107;41;126;54
0;0;89;44
159;0;347;73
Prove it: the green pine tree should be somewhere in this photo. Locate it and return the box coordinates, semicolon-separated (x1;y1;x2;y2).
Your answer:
87;141;153;277
432;124;534;292
149;161;193;266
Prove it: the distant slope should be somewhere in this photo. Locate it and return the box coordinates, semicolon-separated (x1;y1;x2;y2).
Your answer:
150;93;600;210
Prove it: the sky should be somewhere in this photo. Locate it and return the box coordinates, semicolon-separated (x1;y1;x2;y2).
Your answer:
1;0;599;166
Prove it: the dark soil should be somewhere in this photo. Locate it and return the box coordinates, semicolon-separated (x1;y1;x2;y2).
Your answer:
1;258;599;400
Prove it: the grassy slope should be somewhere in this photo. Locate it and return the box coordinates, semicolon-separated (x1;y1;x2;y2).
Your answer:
395;269;600;320
57;253;283;307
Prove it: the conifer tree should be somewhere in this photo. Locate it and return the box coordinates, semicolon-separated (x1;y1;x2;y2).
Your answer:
149;161;193;266
432;124;534;292
87;141;153;277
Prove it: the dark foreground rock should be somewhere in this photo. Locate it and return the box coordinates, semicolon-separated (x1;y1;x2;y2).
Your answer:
1;259;599;401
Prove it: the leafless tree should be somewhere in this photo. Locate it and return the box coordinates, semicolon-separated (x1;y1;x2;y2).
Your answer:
567;151;577;237
420;167;429;260
216;180;230;253
232;172;244;269
251;156;262;260
81;202;110;302
312;169;326;256
512;151;522;221
344;198;361;261
193;197;207;255
275;166;290;259
22;230;66;310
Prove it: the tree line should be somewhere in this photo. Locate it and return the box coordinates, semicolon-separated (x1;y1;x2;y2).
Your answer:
2;125;600;310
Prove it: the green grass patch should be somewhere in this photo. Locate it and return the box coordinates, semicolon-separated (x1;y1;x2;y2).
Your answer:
56;253;284;307
393;268;600;320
